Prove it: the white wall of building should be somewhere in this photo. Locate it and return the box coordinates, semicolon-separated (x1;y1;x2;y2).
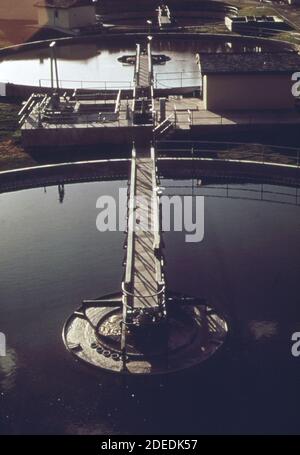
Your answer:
37;7;55;27
203;73;295;110
37;5;95;30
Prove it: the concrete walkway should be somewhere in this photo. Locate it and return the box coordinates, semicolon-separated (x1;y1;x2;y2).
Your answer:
132;151;159;309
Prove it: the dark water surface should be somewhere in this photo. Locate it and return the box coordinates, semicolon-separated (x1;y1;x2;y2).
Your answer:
0;179;300;435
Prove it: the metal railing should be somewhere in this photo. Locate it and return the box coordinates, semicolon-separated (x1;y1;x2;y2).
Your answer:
39;78;134;90
115;89;122;114
162;181;300;208
151;145;166;312
151;146;164;283
124;144;137;288
121;144;136;361
135;43;141;87
21;95;128;130
154;71;200;89
172;109;300;128
153;112;175;138
18;93;46;126
22;114;124;129
122;144;166;318
156;140;300;169
37;71;200;91
147;41;153;86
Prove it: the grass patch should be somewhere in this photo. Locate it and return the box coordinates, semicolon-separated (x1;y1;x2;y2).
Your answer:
0;139;36;171
0;102;21;142
185;23;229;34
0;102;36;171
238;6;277;16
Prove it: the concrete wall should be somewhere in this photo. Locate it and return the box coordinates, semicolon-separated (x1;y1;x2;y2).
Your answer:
0;0;37;22
37;5;95;30
38;7;56;28
22;125;153;148
203;73;296;110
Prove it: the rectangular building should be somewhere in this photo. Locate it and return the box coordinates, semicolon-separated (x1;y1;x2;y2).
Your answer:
35;0;96;31
197;52;300;110
225;15;291;34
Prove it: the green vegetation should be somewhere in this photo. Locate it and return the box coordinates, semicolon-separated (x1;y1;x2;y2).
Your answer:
238;6;277;16
0;28;36;171
0;103;20;142
0;102;36;171
230;5;300;45
0;140;36;171
275;31;300;45
185;23;229;34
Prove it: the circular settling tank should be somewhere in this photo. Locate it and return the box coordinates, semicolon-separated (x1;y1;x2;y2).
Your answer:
0;35;293;89
1;174;300;433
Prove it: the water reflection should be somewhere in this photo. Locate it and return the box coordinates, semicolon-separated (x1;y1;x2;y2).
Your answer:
2;43;100;62
0;348;18;393
58;184;65;204
0;37;291;88
248;321;279;341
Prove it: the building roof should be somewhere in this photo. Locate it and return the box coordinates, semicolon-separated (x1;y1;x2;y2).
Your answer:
228;15;284;23
198;52;300;75
35;0;93;8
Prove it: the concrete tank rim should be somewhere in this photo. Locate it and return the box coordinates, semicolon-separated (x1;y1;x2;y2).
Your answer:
0;32;296;60
1;154;300;194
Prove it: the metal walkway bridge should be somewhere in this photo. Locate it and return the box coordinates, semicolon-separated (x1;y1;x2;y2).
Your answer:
157;4;172;29
62;41;228;374
134;42;153;89
121;43;166;346
122;144;166;348
132;42;155;126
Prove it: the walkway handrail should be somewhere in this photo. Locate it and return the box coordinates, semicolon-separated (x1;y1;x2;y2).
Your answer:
156;140;300;161
115;89;122;113
177;109;300;127
154;71;200;89
153;112;175;133
124;144;136;286
147;40;153;86
157;152;300;171
151;145;165;290
165;155;300;169
157;140;300;153
162;181;300;208
122;282;166;299
135;44;141;87
151;145;161;251
39;78;134;90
